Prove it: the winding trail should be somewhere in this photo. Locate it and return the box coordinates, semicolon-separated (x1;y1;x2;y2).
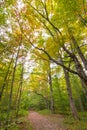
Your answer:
28;111;66;130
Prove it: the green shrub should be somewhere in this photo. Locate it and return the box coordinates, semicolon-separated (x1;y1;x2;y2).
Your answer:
38;109;51;115
64;114;87;130
18;109;28;116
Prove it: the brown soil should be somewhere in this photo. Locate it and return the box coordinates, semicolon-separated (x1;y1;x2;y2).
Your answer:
28;111;67;130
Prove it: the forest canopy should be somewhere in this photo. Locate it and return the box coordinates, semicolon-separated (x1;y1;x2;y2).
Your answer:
0;0;87;129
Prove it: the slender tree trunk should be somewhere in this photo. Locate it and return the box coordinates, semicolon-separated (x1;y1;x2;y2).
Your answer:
63;69;79;120
80;78;87;100
0;55;13;101
6;36;22;124
55;76;65;112
48;67;55;114
74;78;84;112
78;97;84;112
16;61;24;120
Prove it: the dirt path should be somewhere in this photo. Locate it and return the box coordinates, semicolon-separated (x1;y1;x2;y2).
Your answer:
28;111;66;130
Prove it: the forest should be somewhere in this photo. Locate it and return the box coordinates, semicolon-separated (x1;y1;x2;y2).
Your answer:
0;0;87;130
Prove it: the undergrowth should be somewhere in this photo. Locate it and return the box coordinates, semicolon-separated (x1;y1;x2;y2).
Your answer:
38;109;51;115
0;110;32;130
64;112;87;130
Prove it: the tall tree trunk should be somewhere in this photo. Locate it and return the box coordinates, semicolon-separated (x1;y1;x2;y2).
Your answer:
48;66;55;114
16;61;24;120
74;78;84;112
63;69;79;120
0;55;13;101
55;76;65;112
80;78;87;100
6;36;22;124
60;57;79;119
78;97;84;112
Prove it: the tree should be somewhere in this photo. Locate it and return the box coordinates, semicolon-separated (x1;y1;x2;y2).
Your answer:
23;0;87;86
47;62;55;113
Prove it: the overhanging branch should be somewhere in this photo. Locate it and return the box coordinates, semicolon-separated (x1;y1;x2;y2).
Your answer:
28;40;78;75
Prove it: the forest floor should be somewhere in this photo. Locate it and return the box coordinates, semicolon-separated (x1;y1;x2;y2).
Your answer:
28;111;67;130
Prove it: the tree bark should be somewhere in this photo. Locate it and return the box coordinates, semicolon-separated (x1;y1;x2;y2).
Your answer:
48;66;55;114
80;78;87;100
29;2;87;86
63;69;79;120
6;36;22;123
78;97;84;112
63;45;87;86
0;54;13;101
16;60;24;119
70;34;87;70
60;57;79;119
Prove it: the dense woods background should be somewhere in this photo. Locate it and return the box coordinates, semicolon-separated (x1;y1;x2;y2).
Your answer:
0;0;87;129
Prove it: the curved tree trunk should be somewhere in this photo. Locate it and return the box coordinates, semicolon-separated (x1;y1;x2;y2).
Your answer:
63;45;87;86
70;34;87;70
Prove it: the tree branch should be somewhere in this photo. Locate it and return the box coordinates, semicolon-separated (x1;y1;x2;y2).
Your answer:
28;40;78;75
